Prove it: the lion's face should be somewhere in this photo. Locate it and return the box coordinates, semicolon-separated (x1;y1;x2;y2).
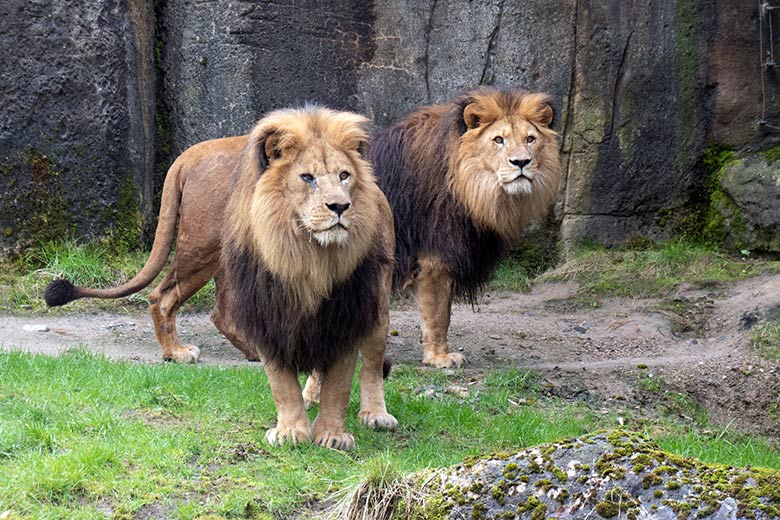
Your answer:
283;143;360;247
466;116;553;196
449;90;562;241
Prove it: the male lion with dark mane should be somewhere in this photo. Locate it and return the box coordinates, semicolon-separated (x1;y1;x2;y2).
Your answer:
46;107;397;448
371;87;561;369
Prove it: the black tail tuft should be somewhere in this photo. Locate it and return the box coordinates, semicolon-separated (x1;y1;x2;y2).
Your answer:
382;357;392;379
44;279;78;307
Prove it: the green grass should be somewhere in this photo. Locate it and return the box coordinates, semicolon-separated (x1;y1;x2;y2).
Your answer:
539;239;780;298
752;323;780;361
0;240;215;313
0;350;778;519
489;240;559;293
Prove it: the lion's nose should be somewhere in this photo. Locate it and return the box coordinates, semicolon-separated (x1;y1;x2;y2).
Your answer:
510;158;531;169
326;202;351;216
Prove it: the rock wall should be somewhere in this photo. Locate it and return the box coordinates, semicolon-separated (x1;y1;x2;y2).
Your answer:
0;0;155;255
2;0;778;256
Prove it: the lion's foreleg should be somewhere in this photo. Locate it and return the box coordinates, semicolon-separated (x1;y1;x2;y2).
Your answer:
415;257;465;369
263;360;313;447
312;348;359;450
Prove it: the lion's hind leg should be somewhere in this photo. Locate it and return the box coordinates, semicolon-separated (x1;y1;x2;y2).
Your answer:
302;371;321;409
357;335;398;430
357;265;398;430
149;259;217;363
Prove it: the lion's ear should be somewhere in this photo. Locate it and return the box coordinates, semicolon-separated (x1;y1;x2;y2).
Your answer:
462;102;482;130
332;111;371;160
263;131;284;164
357;139;370;161
537;102;554;127
250;126;284;173
525;94;555;127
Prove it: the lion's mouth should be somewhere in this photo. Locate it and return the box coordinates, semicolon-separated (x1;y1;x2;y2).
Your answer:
505;173;532;184
312;222;350;247
328;222;348;231
500;173;534;195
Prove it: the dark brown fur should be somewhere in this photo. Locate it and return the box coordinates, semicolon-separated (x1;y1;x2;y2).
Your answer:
219;238;389;374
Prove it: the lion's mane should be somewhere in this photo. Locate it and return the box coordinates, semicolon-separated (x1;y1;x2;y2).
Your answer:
371;87;561;302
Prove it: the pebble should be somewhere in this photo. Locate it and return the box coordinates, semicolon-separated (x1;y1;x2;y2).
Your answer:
23;324;49;332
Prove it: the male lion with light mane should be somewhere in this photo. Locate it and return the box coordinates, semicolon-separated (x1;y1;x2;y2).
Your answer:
46;107;398;448
371;87;561;369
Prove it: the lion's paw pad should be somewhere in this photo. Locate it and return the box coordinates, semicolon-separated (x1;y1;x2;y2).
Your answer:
423;352;465;369
359;411;398;430
314;431;355;451
265;426;312;447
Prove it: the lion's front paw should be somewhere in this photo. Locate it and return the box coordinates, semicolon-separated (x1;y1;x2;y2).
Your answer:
423;351;465;369
164;345;201;364
313;430;355;450
265;424;313;447
359;410;398;430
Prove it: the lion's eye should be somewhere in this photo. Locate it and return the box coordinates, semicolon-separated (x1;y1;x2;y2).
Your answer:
339;171;351;181
300;173;316;184
526;135;536;144
493;136;504;145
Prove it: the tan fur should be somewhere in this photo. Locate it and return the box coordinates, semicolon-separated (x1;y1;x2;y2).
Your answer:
213;107;397;449
49;107;396;447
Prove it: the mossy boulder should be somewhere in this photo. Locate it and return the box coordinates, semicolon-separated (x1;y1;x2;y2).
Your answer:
707;151;780;253
346;431;780;520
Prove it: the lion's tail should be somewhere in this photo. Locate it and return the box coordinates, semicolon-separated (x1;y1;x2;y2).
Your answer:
44;164;184;307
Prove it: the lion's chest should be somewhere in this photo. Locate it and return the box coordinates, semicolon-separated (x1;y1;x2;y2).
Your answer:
221;245;387;373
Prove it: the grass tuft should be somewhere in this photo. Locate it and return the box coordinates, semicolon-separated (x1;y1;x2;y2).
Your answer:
324;456;415;520
538;239;780;297
751;323;780;361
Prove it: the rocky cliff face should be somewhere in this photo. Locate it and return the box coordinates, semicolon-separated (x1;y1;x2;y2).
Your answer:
0;0;155;255
1;0;778;257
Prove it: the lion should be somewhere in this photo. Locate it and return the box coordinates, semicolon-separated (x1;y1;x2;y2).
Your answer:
45;107;398;448
371;87;561;369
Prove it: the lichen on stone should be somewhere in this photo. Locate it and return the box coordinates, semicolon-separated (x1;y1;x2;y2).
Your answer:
397;431;780;519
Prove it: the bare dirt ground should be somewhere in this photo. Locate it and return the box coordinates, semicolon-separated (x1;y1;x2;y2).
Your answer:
2;274;779;436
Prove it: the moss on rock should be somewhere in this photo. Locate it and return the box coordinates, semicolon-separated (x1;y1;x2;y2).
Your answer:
386;431;780;520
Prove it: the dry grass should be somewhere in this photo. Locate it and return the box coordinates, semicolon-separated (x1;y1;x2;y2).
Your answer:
323;466;437;520
538;241;779;297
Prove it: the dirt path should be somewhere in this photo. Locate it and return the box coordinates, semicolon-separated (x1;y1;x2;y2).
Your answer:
2;274;779;435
